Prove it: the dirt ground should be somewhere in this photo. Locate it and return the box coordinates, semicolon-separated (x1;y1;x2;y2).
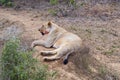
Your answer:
0;1;120;80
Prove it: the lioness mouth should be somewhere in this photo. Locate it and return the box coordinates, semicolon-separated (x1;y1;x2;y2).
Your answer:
41;32;45;35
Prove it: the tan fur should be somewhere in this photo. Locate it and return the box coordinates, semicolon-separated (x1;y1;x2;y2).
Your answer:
31;22;82;63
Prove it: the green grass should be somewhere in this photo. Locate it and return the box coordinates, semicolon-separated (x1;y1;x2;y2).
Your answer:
49;0;77;8
100;29;107;33
48;9;57;16
86;29;92;34
70;26;78;31
98;66;119;80
0;0;13;7
112;45;120;48
99;66;107;76
50;0;58;5
0;38;56;80
69;0;76;6
103;49;114;55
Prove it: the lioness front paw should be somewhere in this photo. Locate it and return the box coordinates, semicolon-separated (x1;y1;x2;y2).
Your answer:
30;43;35;49
30;46;33;51
30;45;33;49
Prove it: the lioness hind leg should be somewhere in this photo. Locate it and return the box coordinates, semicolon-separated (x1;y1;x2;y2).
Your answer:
43;46;72;63
43;54;62;61
43;47;69;61
40;50;57;56
40;48;61;56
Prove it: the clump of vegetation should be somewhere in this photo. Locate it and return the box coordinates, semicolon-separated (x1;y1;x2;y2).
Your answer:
49;0;76;6
98;66;119;80
103;49;114;55
0;38;56;80
50;0;58;5
99;66;108;77
48;9;57;16
0;0;13;7
69;0;76;6
86;29;92;34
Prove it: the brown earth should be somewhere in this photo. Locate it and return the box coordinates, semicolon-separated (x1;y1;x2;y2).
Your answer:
0;1;120;80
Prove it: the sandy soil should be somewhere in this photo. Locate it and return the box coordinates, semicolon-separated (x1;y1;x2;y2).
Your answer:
0;1;120;80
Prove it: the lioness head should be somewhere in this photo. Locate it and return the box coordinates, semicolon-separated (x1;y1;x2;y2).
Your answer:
38;22;52;35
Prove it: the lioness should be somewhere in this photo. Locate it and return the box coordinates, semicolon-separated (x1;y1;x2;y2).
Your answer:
31;22;82;64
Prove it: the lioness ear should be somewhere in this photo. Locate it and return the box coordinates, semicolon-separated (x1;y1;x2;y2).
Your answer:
48;21;52;27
